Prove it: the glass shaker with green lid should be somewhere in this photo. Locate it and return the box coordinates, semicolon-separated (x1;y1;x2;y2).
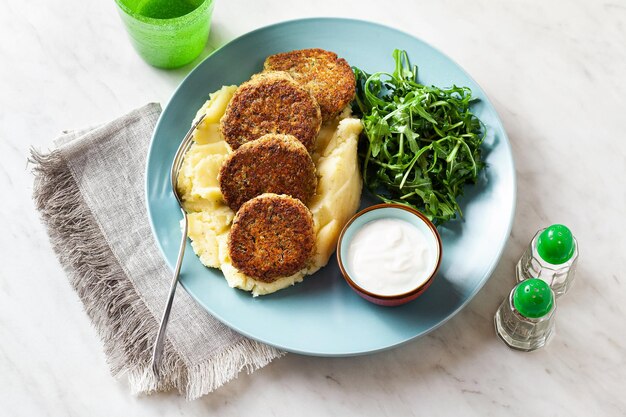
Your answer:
495;279;556;351
516;224;578;297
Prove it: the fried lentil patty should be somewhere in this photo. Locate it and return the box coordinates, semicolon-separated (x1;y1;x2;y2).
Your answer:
264;48;356;122
228;194;315;281
218;134;317;211
220;71;322;151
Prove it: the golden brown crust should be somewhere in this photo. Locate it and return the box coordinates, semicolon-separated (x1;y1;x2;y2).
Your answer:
228;194;315;282
218;134;317;211
220;72;322;151
264;49;356;122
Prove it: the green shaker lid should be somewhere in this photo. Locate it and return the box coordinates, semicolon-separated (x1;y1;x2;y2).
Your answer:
537;224;575;264
513;279;554;318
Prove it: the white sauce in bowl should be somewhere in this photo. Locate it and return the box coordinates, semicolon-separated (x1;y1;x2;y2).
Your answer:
347;218;435;296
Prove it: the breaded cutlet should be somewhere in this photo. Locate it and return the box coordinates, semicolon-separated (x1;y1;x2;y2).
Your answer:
218;134;317;211
228;193;315;282
264;48;356;122
220;71;322;151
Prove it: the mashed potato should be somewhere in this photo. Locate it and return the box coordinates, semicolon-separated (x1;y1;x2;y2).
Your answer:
178;85;363;296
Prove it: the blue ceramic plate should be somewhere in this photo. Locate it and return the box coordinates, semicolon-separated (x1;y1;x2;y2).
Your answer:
146;18;515;356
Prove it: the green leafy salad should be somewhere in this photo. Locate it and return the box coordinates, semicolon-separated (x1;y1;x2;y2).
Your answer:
352;50;486;224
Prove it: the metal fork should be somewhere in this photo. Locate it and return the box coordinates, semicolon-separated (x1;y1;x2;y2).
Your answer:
150;114;206;378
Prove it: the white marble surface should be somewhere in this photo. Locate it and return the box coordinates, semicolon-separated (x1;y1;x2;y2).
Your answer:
2;0;626;415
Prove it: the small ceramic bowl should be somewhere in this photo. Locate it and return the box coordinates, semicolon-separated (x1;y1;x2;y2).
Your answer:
336;204;442;306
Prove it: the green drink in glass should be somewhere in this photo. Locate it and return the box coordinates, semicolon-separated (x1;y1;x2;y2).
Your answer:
115;0;214;69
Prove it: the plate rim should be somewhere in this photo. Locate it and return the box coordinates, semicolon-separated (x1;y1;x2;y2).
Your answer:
145;17;517;356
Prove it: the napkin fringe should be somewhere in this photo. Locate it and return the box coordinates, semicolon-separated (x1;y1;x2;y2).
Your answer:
184;338;284;400
128;338;284;400
30;147;284;399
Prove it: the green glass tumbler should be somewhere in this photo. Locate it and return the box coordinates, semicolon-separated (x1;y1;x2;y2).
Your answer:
115;0;214;69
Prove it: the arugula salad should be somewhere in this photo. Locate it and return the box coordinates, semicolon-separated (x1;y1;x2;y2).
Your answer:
352;50;486;224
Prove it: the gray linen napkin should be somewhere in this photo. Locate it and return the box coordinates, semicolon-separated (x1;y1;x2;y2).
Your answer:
30;103;284;399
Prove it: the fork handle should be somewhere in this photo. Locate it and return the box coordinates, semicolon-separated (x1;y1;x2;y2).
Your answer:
150;209;188;377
